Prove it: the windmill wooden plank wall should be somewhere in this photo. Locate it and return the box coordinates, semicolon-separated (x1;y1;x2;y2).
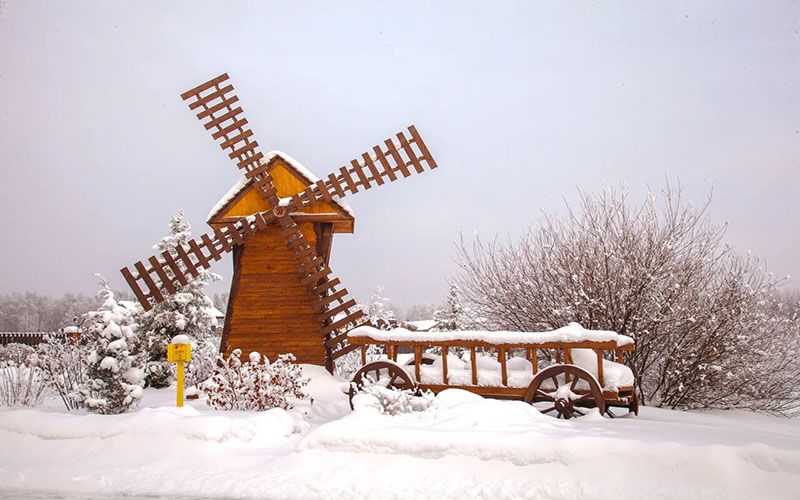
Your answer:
226;227;327;365
120;73;438;372
208;155;353;367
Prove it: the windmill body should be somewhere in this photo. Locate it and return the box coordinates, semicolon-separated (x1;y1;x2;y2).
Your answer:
207;152;354;368
120;73;437;371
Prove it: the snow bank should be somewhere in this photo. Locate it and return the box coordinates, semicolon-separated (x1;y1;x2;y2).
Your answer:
1;367;798;499
0;405;304;444
300;389;800;499
349;322;635;347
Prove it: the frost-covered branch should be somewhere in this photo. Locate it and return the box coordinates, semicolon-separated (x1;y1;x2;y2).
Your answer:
453;182;800;415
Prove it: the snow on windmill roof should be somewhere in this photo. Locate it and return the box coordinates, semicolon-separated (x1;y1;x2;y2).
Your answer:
207;150;354;223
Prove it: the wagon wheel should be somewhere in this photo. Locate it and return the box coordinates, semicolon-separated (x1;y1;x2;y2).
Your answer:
628;391;639;416
349;360;417;410
524;364;605;418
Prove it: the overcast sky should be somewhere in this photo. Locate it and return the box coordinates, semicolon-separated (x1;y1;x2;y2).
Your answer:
0;1;798;308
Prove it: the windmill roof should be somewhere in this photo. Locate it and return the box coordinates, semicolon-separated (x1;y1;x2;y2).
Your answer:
207;150;354;223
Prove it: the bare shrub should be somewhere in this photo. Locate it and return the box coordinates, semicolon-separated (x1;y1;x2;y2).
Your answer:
454;182;800;415
0;358;48;407
37;334;88;411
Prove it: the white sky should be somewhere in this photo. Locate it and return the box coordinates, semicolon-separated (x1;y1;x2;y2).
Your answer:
0;1;798;308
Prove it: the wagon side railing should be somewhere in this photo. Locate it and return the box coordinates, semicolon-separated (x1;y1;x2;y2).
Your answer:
348;336;635;393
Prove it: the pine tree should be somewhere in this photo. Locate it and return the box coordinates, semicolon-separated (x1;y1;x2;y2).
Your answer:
74;275;145;414
433;285;465;331
136;210;221;388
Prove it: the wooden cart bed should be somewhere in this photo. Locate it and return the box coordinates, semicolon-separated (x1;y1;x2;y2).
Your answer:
346;323;639;418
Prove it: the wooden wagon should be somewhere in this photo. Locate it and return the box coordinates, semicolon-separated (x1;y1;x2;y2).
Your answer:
346;323;638;419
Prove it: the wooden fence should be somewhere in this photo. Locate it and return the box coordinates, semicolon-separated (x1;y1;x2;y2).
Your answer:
0;332;53;347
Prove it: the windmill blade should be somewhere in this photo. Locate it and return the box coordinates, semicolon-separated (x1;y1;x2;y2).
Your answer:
180;73;280;207
283;125;438;213
120;211;276;311
276;215;367;360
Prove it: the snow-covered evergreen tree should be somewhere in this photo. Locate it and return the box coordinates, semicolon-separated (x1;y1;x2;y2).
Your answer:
136;210;221;388
433;285;465;331
74;275;145;414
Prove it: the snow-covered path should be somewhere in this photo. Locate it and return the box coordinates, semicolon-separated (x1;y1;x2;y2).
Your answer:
0;365;798;499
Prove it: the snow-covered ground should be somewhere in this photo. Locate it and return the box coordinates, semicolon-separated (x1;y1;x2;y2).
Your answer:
1;365;798;499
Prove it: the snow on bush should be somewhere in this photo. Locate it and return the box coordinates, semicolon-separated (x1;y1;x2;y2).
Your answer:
36;333;88;411
0;343;38;366
0;357;47;407
201;349;311;411
454;182;800;415
73;276;146;414
332;348;362;381
185;331;221;388
351;375;435;416
136;210;221;388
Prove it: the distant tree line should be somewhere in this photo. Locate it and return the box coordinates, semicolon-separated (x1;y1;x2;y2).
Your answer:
0;292;118;332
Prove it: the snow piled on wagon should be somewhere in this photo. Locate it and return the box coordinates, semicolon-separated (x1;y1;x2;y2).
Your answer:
349;321;635;347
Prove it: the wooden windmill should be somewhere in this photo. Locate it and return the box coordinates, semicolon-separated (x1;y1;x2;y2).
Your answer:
120;74;438;371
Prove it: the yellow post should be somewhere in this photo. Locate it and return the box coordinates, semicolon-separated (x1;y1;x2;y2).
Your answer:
176;360;185;407
167;337;192;408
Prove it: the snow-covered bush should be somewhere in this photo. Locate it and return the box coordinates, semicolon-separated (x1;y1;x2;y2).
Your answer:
0;343;47;408
201;350;310;411
73;276;146;414
0;343;38;366
185;331;221;388
0;356;47;407
333;349;361;380
37;333;88;411
454;182;800;415
352;376;435;416
136;210;221;388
